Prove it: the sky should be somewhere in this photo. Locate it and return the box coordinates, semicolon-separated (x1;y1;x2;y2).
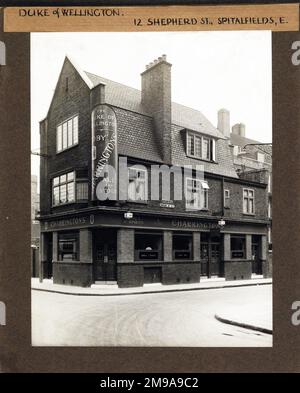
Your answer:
31;31;272;180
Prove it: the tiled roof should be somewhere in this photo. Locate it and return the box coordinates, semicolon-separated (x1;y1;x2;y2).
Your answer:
64;62;238;178
85;71;225;140
114;107;163;163
230;132;262;147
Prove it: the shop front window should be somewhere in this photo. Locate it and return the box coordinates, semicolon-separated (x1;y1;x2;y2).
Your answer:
173;233;193;260
58;232;79;261
231;235;246;259
135;232;163;260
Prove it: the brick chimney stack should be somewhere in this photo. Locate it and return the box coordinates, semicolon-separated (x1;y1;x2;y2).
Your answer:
141;54;172;163
232;123;246;137
217;108;230;138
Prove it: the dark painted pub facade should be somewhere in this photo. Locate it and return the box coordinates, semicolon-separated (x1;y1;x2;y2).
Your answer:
38;55;269;288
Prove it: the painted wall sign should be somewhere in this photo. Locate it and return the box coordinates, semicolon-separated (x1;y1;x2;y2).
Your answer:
91;104;118;200
171;219;219;230
41;212;266;234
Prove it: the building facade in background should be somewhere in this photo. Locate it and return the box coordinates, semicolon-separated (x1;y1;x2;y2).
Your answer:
38;56;270;288
31;174;40;246
229;120;272;251
31;175;40;277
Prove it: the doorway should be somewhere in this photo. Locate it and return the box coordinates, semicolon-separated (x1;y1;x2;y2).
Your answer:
200;232;223;278
94;229;117;282
252;235;262;275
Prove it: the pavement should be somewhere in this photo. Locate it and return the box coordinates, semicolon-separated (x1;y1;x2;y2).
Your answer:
32;276;272;337
32;276;272;297
31;284;272;347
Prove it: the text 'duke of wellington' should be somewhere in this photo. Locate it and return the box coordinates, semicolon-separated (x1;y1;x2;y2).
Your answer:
91;104;118;201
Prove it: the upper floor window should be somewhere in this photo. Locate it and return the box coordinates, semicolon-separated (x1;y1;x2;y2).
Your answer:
185;178;209;210
128;167;148;202
243;188;255;214
56;115;78;153
187;132;215;161
52;169;88;206
52;171;75;205
224;189;230;209
257;152;265;163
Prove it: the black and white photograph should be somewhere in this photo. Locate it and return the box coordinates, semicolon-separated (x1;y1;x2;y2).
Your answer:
30;31;272;347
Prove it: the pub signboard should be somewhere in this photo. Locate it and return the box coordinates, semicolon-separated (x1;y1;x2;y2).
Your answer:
91;104;118;201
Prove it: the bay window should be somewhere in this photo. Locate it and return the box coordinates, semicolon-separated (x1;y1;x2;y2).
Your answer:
52;170;88;206
52;171;75;205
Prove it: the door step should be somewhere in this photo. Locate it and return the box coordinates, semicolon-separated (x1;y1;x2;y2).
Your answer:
92;281;117;286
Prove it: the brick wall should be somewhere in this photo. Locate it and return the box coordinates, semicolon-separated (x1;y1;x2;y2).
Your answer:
53;262;93;287
224;261;252;280
117;262;201;288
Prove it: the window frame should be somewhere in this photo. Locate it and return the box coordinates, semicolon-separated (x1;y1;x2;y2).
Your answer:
52;170;89;206
127;166;148;203
231;235;246;259
224;189;230;209
52;171;76;206
172;232;193;260
56;114;79;153
186;131;216;162
185;177;209;210
57;231;79;262
243;187;255;215
134;231;163;261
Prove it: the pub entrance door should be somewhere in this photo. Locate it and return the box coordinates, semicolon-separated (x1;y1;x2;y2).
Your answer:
46;238;53;278
94;229;117;282
200;233;223;278
252;235;262;275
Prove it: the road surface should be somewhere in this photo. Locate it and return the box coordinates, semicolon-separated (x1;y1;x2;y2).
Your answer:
32;285;272;347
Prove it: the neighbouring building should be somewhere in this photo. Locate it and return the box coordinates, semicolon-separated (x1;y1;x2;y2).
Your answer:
228;120;272;252
31;175;40;276
38;55;270;288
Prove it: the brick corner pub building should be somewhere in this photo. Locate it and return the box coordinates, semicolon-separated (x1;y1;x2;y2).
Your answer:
38;55;270;288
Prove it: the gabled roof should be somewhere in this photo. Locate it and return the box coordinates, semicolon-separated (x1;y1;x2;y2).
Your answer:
85;71;225;140
53;57;238;178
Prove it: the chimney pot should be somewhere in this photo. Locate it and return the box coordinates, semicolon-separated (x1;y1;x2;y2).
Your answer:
217;108;230;138
232;123;246;137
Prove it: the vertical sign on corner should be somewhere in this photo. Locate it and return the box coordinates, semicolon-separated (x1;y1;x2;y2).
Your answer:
91;105;118;201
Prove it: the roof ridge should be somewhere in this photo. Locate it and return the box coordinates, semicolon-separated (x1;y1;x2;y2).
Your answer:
84;70;215;118
84;70;142;93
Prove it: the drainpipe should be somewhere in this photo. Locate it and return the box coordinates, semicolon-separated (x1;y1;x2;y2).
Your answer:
221;177;225;217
